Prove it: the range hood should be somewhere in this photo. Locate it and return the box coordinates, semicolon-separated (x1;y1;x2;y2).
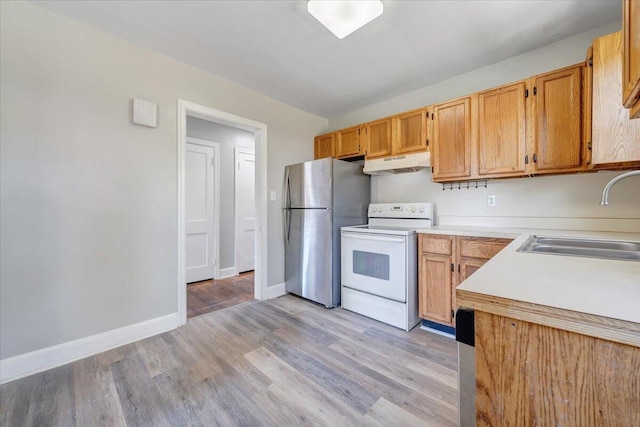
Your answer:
363;151;431;175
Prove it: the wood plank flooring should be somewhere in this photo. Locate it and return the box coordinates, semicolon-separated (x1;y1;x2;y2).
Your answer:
0;295;458;427
187;271;254;318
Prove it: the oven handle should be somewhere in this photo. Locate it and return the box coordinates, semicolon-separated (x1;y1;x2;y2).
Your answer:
341;232;405;243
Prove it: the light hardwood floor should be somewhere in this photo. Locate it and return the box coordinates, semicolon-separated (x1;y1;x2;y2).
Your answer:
187;271;255;319
0;295;458;426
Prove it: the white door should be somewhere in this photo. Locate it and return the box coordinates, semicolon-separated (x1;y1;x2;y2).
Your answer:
235;148;255;273
186;143;217;283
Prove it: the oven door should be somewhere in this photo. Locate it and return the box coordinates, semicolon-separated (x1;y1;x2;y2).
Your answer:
341;231;407;302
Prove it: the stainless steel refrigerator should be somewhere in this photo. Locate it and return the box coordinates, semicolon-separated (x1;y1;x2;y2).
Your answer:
283;157;370;308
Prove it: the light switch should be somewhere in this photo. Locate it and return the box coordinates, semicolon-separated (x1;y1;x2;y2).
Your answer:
487;195;496;207
270;190;277;201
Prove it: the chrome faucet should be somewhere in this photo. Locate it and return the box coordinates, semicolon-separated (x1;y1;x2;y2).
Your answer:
600;170;640;205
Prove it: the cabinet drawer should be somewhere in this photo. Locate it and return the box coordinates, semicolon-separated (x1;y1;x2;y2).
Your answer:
420;234;453;255
458;237;512;260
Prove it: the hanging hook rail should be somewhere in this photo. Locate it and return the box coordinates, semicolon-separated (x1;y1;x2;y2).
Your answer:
441;180;488;191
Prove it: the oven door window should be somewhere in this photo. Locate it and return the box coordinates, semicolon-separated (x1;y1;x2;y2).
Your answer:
341;231;407;302
352;250;390;281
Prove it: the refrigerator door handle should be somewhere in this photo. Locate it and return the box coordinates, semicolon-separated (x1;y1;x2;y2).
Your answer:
284;208;291;246
283;167;291;210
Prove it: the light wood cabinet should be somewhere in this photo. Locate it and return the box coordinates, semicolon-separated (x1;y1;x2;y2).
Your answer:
418;234;512;327
623;0;640;118
475;311;640;426
532;64;585;173
364;117;393;159
432;96;475;181
418;235;456;324
314;132;334;159
477;81;528;178
394;108;429;155
336;125;363;159
591;31;640;167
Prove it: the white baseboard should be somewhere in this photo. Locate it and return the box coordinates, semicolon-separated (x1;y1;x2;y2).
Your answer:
265;282;286;300
0;313;179;385
218;267;236;279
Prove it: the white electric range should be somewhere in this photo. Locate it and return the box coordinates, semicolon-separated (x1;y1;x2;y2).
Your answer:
340;203;434;331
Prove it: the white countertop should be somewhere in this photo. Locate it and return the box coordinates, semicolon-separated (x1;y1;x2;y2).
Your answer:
418;225;640;325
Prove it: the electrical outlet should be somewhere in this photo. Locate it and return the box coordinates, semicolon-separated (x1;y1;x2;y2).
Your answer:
487;195;496;207
270;190;277;201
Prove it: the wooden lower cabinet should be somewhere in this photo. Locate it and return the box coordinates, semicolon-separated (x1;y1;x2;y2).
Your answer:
418;234;512;327
475;311;640;426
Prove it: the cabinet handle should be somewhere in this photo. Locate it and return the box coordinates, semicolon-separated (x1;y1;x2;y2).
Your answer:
533;153;537;163
458;264;460;273
533;87;537;96
426;139;429;147
450;263;454;272
525;155;529;164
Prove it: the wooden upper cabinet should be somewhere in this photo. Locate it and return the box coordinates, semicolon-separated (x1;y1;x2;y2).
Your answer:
532;64;584;173
477;81;528;177
364;117;393;159
432;96;474;181
592;31;640;166
394;108;428;155
623;0;640;118
336;125;362;159
314;132;334;159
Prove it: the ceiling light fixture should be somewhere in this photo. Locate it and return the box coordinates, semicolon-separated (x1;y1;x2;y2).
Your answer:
307;1;384;39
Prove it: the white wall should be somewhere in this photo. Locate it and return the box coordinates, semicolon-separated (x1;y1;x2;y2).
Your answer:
0;2;326;360
330;22;640;232
186;117;255;270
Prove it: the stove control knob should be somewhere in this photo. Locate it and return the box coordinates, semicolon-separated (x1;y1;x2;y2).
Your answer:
411;207;417;213
419;207;425;213
371;207;377;213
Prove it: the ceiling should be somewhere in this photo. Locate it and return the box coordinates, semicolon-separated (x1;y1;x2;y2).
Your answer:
31;1;620;118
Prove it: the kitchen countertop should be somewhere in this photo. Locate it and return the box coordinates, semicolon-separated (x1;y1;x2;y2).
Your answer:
417;225;640;347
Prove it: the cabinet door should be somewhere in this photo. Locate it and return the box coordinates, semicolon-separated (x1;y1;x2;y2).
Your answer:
336;126;362;158
365;117;393;159
432;97;473;181
477;82;528;177
623;0;640;117
592;31;640;166
531;64;584;173
533;65;584;173
419;253;453;325
459;257;487;282
395;108;428;155
314;133;334;159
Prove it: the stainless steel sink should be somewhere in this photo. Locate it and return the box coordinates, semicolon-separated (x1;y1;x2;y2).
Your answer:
517;235;640;262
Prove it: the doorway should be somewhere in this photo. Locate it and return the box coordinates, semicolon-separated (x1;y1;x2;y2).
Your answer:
177;100;268;326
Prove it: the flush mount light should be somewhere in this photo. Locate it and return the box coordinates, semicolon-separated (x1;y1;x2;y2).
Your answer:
308;0;383;39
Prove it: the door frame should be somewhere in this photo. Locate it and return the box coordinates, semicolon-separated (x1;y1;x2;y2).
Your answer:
185;137;221;280
234;147;256;275
177;99;268;326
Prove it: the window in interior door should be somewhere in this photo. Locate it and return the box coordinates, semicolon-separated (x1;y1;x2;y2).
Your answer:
353;250;390;280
